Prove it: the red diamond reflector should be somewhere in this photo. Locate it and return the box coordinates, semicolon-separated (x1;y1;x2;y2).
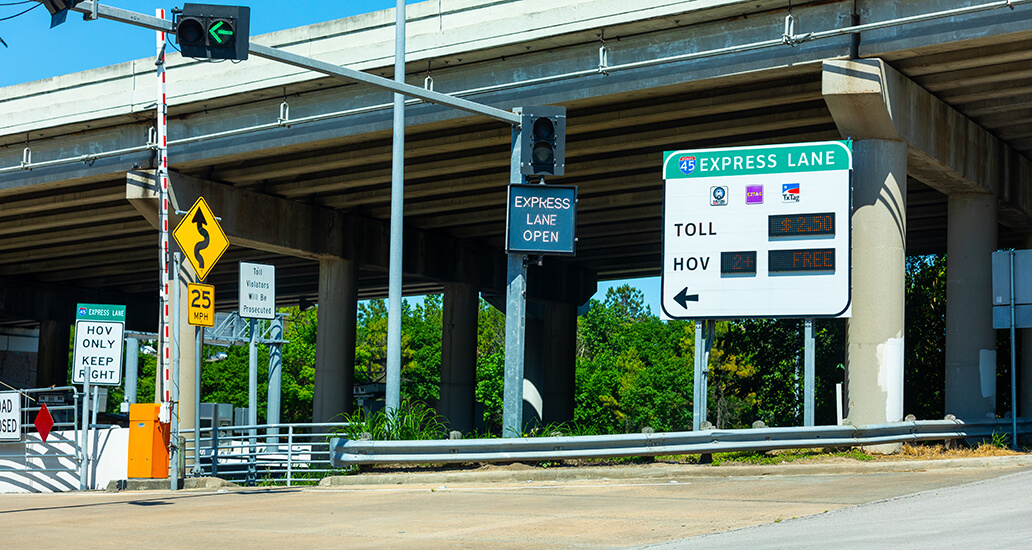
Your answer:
35;402;55;443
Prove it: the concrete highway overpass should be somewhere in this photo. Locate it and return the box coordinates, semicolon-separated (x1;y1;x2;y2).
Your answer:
2;0;1032;434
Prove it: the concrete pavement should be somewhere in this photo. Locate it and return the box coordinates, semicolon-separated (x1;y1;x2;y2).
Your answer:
653;468;1032;549
1;457;1029;548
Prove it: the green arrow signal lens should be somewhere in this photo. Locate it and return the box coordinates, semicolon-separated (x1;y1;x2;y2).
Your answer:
208;19;235;45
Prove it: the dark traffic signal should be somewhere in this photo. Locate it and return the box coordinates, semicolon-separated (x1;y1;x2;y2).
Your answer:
520;106;566;177
41;0;83;27
175;4;250;61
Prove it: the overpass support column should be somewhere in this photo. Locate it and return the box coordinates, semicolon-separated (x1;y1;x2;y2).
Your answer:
846;140;907;426
541;302;576;426
823;60;907;430
440;283;478;434
36;319;71;388
521;301;577;429
313;258;357;424
175;264;200;472
945;194;998;420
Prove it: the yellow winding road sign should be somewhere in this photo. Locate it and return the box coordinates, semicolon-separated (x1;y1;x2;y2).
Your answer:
173;197;229;282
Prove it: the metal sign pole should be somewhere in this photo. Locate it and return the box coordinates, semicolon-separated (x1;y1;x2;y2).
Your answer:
267;317;283;447
385;0;406;417
1009;251;1019;450
124;338;139;407
170;252;181;491
804;318;815;427
248;317;257;485
502;123;528;438
79;334;91;491
692;321;710;431
193;326;202;475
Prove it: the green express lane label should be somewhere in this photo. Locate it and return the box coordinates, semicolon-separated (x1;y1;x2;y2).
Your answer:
664;141;852;179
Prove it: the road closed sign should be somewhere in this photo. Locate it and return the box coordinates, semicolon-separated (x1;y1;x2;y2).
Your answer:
661;141;852;319
0;391;20;441
72;303;126;386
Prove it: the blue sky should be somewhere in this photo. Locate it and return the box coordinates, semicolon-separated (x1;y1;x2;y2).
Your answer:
0;0;661;314
0;1;408;87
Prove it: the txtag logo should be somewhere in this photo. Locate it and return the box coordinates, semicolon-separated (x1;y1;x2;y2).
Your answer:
678;156;697;175
782;183;800;203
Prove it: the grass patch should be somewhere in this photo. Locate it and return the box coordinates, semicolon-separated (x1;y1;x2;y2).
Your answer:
710;447;875;466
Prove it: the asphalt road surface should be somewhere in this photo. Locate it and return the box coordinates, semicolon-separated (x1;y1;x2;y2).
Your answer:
1;460;1029;548
651;468;1032;549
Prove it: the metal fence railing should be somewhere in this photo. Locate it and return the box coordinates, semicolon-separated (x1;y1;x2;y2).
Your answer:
182;422;348;487
329;418;1032;466
0;387;83;491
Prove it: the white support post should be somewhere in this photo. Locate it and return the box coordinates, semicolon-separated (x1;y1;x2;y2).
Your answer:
156;9;171;406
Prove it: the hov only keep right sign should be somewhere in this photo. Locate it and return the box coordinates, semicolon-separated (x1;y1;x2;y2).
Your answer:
73;321;124;385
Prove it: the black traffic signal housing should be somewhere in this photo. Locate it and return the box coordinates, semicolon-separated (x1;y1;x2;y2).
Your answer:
520;106;566;177
41;0;83;27
175;4;250;61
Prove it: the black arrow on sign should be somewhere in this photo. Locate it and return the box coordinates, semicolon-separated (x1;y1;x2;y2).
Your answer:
674;287;699;309
192;208;210;269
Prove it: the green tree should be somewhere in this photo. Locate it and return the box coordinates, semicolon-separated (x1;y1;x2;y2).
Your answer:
905;254;946;419
574;285;694;433
280;306;316;423
475;299;506;431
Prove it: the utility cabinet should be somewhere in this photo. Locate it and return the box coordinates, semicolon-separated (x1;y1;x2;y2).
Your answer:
127;403;169;478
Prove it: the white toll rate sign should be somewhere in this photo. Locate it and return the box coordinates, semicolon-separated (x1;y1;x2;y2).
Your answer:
661;141;852;319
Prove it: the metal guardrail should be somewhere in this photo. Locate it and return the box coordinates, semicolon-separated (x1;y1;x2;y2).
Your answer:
329;419;1032;466
0;387;83;489
183;422;348;486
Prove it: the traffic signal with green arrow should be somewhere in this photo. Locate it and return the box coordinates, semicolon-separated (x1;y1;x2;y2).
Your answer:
175;3;250;61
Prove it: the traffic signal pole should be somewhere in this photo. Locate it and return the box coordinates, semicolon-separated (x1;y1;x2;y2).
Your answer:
502;120;528;438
